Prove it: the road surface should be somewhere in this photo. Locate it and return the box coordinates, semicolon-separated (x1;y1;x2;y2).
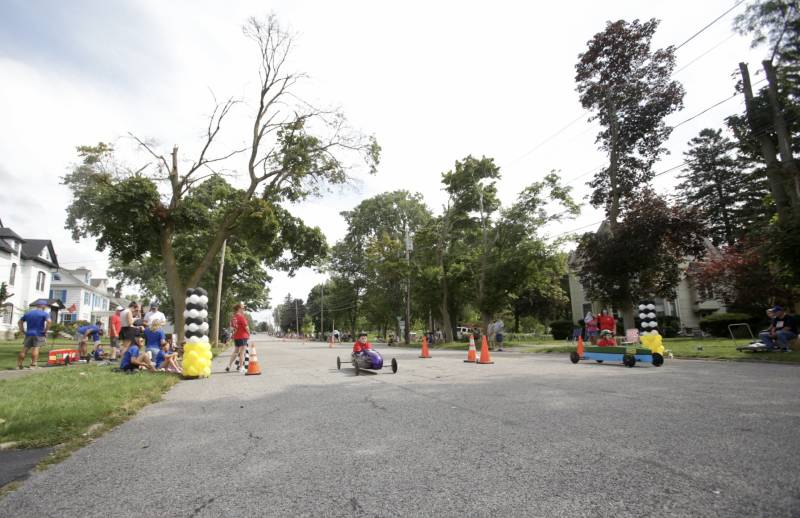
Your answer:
1;336;799;516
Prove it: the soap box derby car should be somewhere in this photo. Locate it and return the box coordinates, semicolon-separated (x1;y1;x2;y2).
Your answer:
337;349;398;375
570;334;666;368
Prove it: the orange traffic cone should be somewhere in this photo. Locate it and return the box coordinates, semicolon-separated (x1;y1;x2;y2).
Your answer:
464;334;477;363
577;335;584;358
478;335;494;364
328;334;334;348
419;335;431;358
246;345;262;375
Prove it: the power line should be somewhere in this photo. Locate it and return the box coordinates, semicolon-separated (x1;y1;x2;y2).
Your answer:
502;1;749;169
674;0;748;50
675;33;737;75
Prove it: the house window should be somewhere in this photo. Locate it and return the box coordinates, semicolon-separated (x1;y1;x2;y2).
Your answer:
50;289;67;303
61;313;77;323
36;271;46;291
9;263;16;286
52;273;61;281
84;292;90;305
1;303;12;325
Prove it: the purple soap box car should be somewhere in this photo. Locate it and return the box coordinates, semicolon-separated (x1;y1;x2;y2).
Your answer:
337;349;398;375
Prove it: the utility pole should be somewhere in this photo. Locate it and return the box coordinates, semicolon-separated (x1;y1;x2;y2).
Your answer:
320;283;324;341
295;299;300;336
404;221;413;345
212;239;226;347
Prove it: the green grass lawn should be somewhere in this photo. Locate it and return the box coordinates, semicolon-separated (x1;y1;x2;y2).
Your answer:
0;339;95;370
429;337;800;362
0;364;179;449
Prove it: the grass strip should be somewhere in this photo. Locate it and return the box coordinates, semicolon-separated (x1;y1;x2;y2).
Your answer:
0;365;178;449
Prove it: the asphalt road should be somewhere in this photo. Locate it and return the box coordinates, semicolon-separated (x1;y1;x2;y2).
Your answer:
1;336;799;517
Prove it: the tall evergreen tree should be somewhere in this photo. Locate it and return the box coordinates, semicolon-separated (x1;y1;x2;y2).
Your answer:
677;128;761;246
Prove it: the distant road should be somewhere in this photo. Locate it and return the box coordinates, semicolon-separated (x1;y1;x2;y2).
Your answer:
2;336;799;516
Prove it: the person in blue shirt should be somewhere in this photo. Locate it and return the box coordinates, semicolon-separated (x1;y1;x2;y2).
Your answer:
143;321;166;361
154;340;181;374
17;301;51;369
119;341;156;372
76;322;104;360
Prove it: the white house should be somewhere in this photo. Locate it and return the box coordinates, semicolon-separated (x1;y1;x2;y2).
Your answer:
50;267;116;324
567;239;726;332
0;225;60;334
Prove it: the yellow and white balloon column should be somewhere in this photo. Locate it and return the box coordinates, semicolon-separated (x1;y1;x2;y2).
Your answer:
183;288;212;378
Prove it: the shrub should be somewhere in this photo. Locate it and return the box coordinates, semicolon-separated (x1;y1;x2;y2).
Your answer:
549;320;574;340
699;312;760;338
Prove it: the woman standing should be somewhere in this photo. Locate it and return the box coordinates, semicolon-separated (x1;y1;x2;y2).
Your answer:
584;311;599;343
226;303;250;373
598;309;616;335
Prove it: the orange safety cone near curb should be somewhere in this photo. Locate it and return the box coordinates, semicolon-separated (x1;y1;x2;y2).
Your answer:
477;335;494;364
577;335;584;358
419;335;431;358
246;345;262;375
464;334;477;363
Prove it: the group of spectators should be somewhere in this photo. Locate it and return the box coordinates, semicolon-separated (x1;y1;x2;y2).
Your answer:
582;309;617;346
759;305;798;352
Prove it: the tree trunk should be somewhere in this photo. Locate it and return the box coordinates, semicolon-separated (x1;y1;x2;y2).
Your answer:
763;60;800;205
159;222;187;346
606;96;621;228
740;63;793;222
622;304;636;332
437;212;454;343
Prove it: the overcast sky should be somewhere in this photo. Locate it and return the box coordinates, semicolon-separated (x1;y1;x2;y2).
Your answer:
0;0;766;324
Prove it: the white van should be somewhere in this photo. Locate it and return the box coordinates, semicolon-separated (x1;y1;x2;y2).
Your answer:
456;326;473;340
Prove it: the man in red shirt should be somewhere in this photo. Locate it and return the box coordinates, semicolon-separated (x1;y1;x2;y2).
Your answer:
109;306;122;360
353;332;372;353
226;303;250;373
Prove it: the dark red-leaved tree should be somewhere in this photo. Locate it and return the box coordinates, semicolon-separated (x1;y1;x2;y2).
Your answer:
575;190;708;327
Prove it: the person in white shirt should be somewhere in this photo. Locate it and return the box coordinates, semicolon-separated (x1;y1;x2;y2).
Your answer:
143;303;166;327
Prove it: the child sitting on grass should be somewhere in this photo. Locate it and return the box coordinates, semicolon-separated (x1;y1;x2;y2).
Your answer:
155;340;182;374
119;336;156;373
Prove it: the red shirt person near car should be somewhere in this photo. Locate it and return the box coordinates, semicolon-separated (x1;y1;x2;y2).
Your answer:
598;309;616;333
353;333;372;353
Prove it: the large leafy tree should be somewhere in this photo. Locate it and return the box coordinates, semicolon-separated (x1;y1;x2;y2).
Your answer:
677;128;769;246
63;16;378;341
734;1;800;283
331;191;431;341
575;18;684;226
576;190;708;320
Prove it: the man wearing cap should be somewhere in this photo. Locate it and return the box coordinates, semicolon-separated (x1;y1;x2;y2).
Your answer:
759;306;798;352
143;303;166;327
17;301;51;369
109;306;123;360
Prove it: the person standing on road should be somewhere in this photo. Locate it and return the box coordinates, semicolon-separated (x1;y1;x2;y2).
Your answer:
487;321;496;351
109;306;122;360
226;303;250;373
494;318;506;351
17;301;51;369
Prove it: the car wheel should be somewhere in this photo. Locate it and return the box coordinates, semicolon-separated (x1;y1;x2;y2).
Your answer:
569;351;580;364
652;353;664;367
391;358;398;374
336;357;341;370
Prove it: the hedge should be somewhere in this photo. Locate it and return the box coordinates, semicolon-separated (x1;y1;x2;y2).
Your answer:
699;313;760;338
549;320;574;340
